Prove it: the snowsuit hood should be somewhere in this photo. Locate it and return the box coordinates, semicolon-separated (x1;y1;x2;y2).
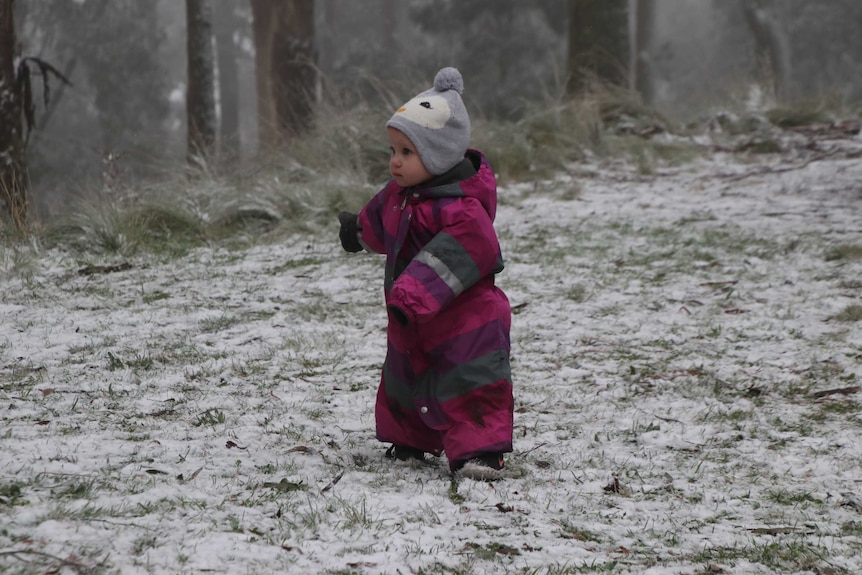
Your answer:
411;149;497;221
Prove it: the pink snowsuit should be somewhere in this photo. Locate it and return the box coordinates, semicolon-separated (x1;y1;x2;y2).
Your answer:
357;150;514;468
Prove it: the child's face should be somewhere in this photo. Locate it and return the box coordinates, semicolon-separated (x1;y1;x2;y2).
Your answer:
387;127;432;188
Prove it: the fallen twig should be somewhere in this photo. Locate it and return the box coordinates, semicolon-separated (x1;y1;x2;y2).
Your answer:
811;386;861;400
718;148;846;183
77;262;132;276
747;526;814;535
321;471;344;493
0;549;100;574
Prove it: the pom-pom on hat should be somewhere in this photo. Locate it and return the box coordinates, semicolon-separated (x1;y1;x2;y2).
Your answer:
386;67;471;176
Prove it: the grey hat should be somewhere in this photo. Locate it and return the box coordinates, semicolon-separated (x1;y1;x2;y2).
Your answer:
386;67;471;176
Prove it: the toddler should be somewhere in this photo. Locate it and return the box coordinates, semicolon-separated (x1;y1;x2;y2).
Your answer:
338;67;514;480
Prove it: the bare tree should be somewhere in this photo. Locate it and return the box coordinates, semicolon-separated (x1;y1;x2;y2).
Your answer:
214;1;240;162
382;0;398;55
634;0;658;104
566;0;630;96
186;0;217;163
249;0;276;146
318;0;338;77
0;0;26;227
740;0;791;101
250;0;315;147
270;0;315;138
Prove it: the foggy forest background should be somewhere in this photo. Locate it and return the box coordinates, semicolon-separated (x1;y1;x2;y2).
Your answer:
2;0;862;231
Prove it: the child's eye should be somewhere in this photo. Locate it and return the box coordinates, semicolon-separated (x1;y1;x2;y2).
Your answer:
402;148;412;155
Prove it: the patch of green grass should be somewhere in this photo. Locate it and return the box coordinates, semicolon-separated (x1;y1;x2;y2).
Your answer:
831;304;862;323
0;366;45;393
826;244;862;261
192;409;226;428
753;540;839;573
766;104;832;128
766;488;823;506
691;539;842;574
47;197;207;257
55;478;101;500
0;245;40;280
841;520;862;536
553;519;602;543
557;182;582;201
448;479;466;505
143;290;170;303
106;350;155;372
741;138;782;154
652;141;702;165
609;136;701;174
473;94;633;183
519;563;600;575
131;535;160;556
460;540;521;561
0;482;25;505
133;203;207;255
564;283;589;303
817;401;859;416
269;256;326;274
199;313;240;333
334;495;375;530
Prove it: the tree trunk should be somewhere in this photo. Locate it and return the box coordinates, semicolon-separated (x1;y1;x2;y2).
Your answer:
634;0;658;104
382;0;397;56
319;0;338;75
250;0;276;149
0;0;27;227
566;0;630;96
186;0;217;163
270;0;316;139
741;0;791;101
214;1;240;163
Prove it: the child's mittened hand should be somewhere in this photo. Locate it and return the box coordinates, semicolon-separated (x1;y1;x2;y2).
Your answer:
338;211;363;253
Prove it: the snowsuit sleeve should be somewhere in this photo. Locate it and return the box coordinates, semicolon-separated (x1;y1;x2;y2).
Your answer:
388;196;503;325
356;186;390;255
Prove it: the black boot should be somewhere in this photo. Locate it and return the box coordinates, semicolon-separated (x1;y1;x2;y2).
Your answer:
385;444;425;462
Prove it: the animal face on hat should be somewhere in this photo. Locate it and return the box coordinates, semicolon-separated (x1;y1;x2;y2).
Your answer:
395;95;452;130
386;67;471;176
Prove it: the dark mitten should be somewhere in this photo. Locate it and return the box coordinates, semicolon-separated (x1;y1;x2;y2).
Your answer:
387;304;409;326
338;211;363;253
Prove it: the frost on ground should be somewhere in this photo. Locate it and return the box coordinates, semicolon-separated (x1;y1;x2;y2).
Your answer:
1;134;861;574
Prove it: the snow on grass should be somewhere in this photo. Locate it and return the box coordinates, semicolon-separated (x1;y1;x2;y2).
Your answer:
1;143;861;575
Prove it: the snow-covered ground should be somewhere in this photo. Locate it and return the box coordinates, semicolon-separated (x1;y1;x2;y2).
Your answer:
2;132;861;574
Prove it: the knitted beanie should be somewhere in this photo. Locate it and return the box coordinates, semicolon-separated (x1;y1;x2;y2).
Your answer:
386;67;471;176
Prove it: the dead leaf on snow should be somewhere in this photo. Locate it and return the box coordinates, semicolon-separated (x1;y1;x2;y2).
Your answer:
494;544;521;556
